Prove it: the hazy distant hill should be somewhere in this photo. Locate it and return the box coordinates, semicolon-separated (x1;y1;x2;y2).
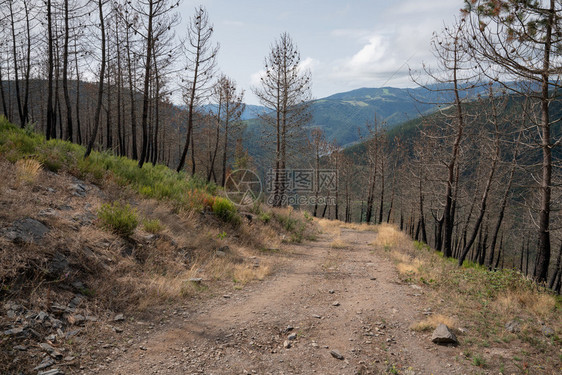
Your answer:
200;103;269;121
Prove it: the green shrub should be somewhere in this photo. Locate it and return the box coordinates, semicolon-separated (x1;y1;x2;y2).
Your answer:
0;119;220;212
212;197;240;224
259;212;272;223
142;218;164;234
274;211;299;231
98;202;139;237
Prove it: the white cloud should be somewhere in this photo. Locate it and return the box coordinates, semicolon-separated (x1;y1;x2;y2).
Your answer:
249;69;265;87
299;57;320;73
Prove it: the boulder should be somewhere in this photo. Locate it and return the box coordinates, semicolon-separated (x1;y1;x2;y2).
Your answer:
3;218;49;243
431;323;458;345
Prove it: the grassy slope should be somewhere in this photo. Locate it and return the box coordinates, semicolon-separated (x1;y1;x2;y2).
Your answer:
0;117;316;372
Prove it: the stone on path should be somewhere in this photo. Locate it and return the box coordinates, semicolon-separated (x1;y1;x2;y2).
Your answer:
431;323;458;345
330;349;345;360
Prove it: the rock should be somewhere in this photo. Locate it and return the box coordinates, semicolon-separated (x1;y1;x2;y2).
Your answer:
71;182;87;197
65;329;81;339
3;218;50;243
286;325;294;332
71;281;86;291
431;324;458;345
370;277;377;280
36;311;49;322
50;303;69;314
68;296;83;309
311;342;319;348
47;253;70;277
72;314;86;325
113;313;125;322
4;301;24;312
505;320;521;333
39;209;58;217
541;326;555;337
38;369;64;375
33;358;55;371
73;212;96;226
218;246;230;253
46;334;57;342
283;340;292;349
40;343;63;359
332;301;340;307
330;350;345;360
188;278;203;284
215;251;226;257
3;327;25;336
312;314;322;319
287;333;297;341
329;290;335;294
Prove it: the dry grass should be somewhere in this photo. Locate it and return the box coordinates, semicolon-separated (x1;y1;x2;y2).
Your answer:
233;263;271;284
330;237;348;249
339;222;377;231
316;218;342;237
370;223;411;251
410;314;458;332
494;290;557;319
15;158;42;185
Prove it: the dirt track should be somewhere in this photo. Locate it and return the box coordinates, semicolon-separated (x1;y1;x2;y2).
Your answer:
98;229;472;375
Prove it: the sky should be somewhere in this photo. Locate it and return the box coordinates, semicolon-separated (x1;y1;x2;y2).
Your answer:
177;0;464;105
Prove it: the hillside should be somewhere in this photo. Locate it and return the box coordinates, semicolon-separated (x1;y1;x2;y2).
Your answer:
0;118;315;374
0;118;560;374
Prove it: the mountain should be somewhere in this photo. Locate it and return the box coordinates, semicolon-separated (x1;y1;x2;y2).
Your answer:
307;87;433;146
199;103;269;121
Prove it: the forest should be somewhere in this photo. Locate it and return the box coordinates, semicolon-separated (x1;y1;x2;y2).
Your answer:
0;0;560;293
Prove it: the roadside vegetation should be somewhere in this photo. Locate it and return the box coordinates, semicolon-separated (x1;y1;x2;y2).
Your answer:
368;223;561;374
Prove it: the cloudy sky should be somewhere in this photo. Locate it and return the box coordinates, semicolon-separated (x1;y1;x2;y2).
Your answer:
178;0;464;104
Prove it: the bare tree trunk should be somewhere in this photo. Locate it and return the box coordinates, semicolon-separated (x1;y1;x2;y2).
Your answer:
62;0;73;141
138;0;154;168
125;24;138;160
9;1;24;127
548;241;562;290
46;0;55;139
74;38;82;145
534;26;554;282
0;59;7;117
85;0;106;158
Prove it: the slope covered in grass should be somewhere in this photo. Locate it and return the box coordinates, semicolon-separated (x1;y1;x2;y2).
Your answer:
0;116;316;374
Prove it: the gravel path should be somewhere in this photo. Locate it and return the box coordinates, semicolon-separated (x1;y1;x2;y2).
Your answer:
98;229;471;375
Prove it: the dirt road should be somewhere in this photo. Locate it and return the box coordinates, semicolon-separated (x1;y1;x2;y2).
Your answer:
98;229;471;375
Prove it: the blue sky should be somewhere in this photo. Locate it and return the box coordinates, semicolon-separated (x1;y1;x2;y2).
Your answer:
178;1;463;104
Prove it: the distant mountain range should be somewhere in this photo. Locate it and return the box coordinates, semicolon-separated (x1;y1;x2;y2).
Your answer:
242;84;488;148
198;83;498;148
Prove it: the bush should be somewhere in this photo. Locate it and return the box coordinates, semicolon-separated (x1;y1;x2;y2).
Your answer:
259;212;272;223
142;218;164;234
212;197;240;224
98;202;139;237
